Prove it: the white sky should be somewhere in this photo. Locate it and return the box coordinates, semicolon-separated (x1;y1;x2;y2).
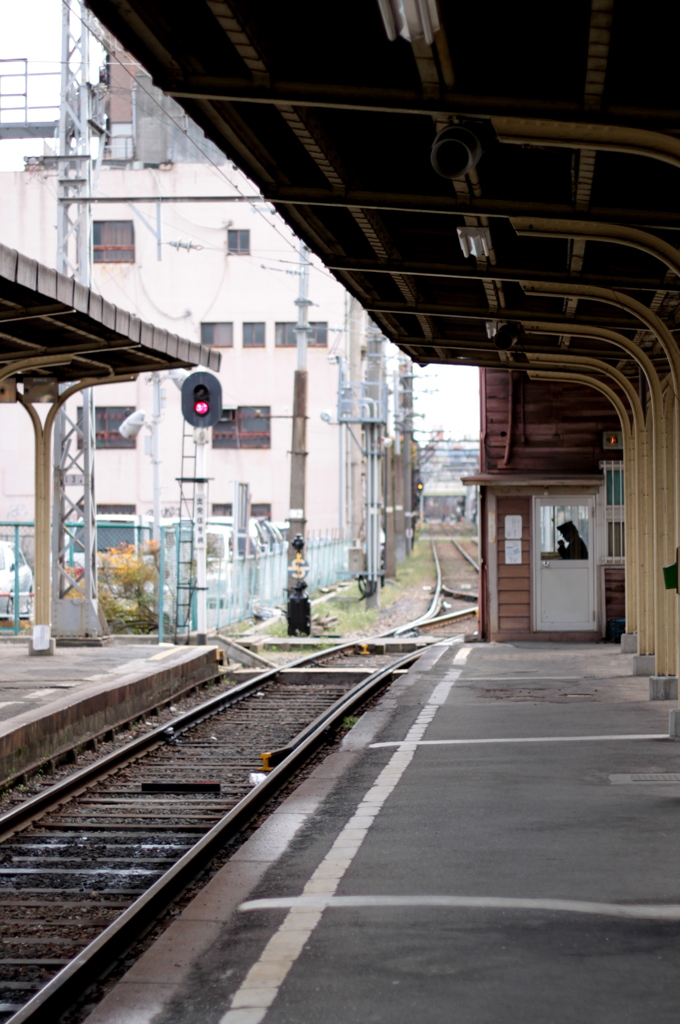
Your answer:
0;0;480;441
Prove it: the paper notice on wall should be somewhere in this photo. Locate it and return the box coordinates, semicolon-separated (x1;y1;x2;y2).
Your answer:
504;539;522;564
504;514;522;539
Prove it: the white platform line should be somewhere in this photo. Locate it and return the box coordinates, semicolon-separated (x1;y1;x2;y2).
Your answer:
218;644;455;1024
371;734;669;748
240;894;680;922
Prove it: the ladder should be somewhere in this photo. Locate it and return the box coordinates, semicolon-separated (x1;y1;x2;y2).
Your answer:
174;421;198;642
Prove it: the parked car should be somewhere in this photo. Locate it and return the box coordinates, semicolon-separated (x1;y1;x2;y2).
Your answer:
0;541;33;620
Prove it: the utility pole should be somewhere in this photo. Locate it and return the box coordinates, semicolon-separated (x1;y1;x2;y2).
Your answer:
151;373;162;541
51;0;106;642
393;369;407;563
401;361;414;554
347;296;364;546
364;329;385;609
384;440;396;578
287;241;310;564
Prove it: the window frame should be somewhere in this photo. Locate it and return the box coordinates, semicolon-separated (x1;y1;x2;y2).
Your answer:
243;322;265;348
78;406;137;448
201;322;234;347
227;229;250;255
213;406;271;449
93;220;135;263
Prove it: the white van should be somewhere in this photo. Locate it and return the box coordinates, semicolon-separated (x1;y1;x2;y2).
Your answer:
0;542;33;619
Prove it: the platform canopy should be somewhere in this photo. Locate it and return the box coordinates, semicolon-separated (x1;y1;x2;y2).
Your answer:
86;0;680;380
0;243;219;383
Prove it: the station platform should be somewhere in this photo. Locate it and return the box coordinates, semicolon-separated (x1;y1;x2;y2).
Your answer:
84;640;680;1024
0;642;219;783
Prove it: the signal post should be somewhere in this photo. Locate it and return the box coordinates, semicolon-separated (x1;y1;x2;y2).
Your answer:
181;371;222;644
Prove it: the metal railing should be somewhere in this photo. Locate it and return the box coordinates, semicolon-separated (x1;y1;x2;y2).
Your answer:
158;528;349;638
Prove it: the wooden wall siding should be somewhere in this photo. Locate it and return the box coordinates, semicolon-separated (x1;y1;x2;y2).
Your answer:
497;496;531;633
604;567;625;620
482;370;622;474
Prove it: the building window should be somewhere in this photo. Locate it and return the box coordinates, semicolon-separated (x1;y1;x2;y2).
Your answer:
251;503;272;517
227;229;250;254
201;322;233;347
93;221;135;262
275;322;296;347
97;504;136;514
601;461;625;563
275;321;328;347
212;503;232;516
243;322;265;347
213;406;271;448
310;321;328;346
78;406;136;448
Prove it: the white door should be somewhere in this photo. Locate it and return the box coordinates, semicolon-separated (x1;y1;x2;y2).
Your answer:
534;498;595;631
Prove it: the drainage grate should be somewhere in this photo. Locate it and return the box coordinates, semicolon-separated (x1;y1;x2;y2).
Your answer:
609;772;680;784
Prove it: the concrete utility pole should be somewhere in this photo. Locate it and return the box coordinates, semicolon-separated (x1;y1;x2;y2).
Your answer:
348;296;364;546
393;369;407;563
151;374;162;541
364;329;385;609
287;241;311;564
401;362;414;555
384;441;396;578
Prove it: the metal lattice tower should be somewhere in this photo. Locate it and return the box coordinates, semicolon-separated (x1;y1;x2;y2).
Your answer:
52;0;106;638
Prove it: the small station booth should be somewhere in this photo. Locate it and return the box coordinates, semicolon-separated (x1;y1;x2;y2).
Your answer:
466;369;625;643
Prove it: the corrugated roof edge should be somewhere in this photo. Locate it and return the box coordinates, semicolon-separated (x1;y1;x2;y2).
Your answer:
0;241;220;370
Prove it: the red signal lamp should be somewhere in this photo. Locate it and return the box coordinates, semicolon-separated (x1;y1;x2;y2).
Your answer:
194;399;209;415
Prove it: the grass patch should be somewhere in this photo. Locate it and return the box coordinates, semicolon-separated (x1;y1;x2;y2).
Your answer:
342;715;360;731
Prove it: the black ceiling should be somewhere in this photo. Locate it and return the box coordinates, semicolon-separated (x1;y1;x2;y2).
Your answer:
86;0;680;378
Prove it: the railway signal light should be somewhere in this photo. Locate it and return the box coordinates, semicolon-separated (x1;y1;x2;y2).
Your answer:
181;370;222;428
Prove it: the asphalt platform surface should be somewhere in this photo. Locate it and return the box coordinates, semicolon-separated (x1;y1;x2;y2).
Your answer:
0;642;191;722
85;641;680;1024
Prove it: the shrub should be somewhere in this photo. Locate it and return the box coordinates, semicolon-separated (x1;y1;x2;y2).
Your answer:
98;541;159;634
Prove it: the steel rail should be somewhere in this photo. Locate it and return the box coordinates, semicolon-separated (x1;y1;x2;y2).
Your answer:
0;537;458;1023
5;646;435;1024
393;536;443;635
447;534;480;573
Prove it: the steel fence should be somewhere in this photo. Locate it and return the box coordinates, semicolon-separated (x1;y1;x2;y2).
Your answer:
158;527;349;637
0;520;349;638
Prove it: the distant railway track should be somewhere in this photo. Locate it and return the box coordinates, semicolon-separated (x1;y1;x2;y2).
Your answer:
0;539;470;1024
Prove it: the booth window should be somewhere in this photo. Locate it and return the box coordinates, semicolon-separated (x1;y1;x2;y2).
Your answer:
601;461;625;562
93;221;135;262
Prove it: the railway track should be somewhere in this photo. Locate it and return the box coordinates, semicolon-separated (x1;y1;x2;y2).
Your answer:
0;539;468;1024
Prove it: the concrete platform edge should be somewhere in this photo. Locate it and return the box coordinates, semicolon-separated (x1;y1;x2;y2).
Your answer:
0;646;219;784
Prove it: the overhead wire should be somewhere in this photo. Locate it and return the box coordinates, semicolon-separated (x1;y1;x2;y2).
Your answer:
64;0;301;257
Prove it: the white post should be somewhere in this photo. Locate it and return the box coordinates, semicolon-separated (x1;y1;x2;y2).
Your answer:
194;427;208;644
151;373;162;541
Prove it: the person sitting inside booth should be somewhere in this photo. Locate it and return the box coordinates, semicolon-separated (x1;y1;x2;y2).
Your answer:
557;520;588;560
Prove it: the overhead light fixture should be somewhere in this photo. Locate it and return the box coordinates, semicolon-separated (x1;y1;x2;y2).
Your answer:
457;226;491;259
432;125;483;179
376;0;440;45
492;322;524;351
